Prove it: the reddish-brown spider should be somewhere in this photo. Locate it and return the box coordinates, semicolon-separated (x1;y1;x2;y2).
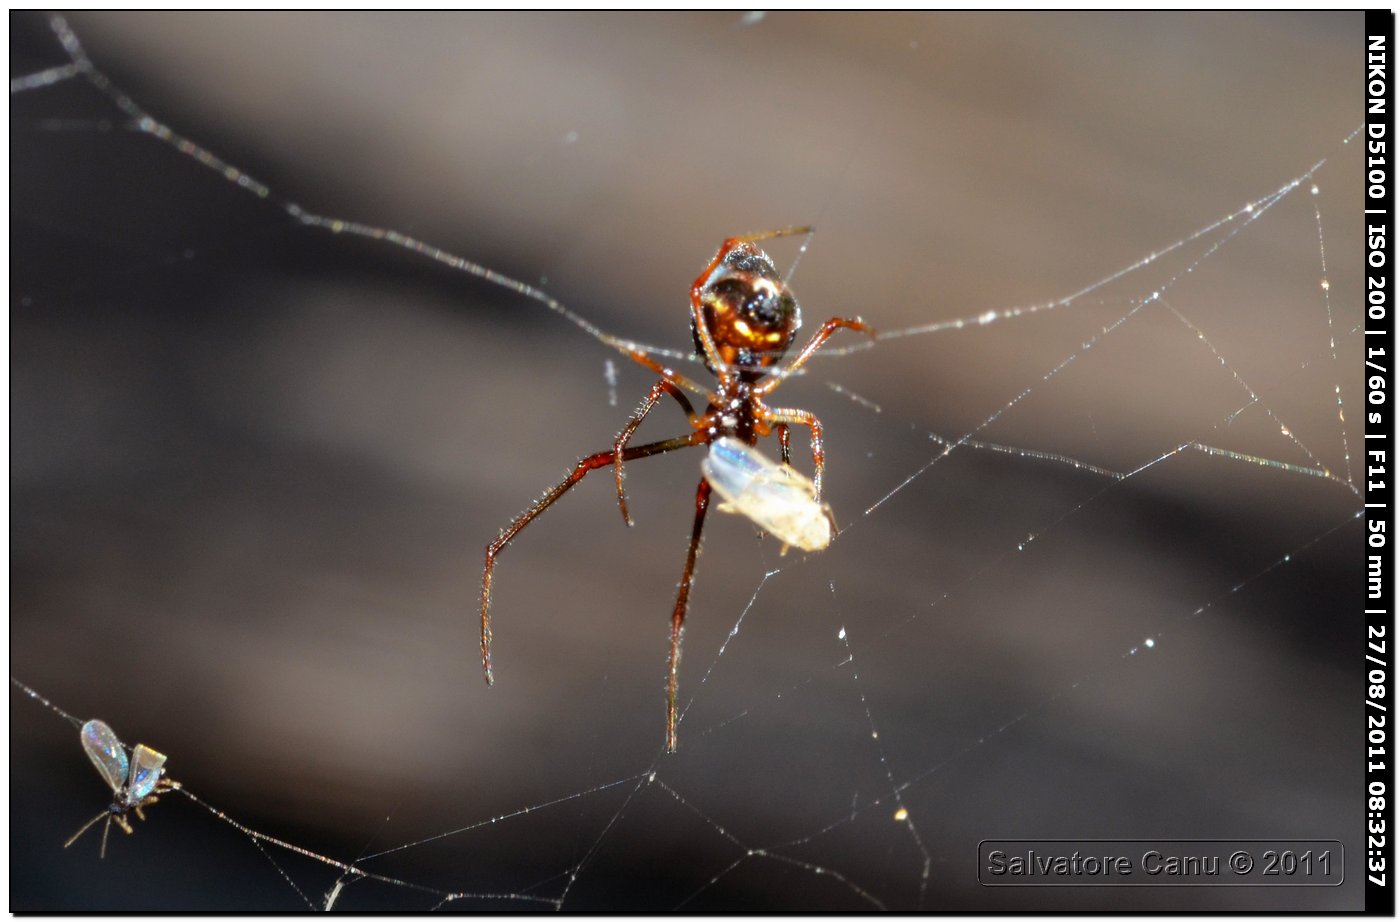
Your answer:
479;227;873;752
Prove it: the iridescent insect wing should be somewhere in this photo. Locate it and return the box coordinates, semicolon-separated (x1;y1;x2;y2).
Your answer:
702;437;770;497
80;720;129;795
126;744;168;803
702;437;833;551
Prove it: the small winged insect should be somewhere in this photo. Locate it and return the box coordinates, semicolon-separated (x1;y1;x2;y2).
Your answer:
65;719;180;858
702;437;835;553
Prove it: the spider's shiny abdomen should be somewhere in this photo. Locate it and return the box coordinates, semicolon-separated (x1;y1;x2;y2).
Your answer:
692;242;801;377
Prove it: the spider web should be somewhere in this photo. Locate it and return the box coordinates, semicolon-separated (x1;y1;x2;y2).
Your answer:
11;12;1365;911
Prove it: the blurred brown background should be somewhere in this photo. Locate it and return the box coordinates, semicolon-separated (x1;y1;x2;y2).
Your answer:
12;12;1363;909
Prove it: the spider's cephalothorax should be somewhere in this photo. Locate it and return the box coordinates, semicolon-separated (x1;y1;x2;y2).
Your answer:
691;241;801;378
480;227;874;753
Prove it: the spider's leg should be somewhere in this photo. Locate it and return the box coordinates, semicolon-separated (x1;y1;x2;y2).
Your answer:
626;350;712;399
730;226;815;246
755;317;874;396
666;476;712;754
764;408;826;500
776;423;791;466
481;432;706;685
614;378;697;526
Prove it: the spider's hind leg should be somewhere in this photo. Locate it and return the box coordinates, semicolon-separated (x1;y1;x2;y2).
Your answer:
480;432;705;686
666;477;712;754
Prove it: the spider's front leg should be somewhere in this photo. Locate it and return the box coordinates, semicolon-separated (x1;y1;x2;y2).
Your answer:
613;378;697;526
480;433;705;685
666;476;712;754
765;408;826;500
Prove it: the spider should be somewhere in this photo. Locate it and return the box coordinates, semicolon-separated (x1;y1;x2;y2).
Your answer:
479;226;874;752
65;719;180;858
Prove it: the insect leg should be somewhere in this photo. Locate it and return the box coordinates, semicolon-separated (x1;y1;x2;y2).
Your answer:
63;811;107;850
